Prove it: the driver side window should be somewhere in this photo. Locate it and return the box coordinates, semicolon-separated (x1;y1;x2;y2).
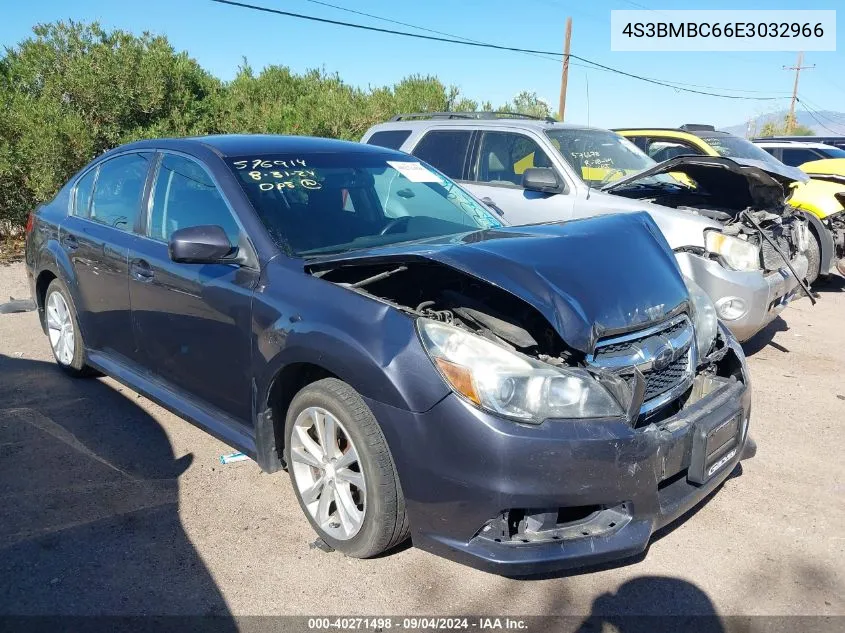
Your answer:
148;154;240;244
474;131;554;187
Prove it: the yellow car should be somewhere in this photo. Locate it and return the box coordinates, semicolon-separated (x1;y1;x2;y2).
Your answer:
616;125;845;283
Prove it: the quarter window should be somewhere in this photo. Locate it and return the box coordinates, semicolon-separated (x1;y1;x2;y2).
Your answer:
148;154;240;244
73;168;97;218
89;153;153;231
475;131;554;186
410;130;472;179
366;130;412;151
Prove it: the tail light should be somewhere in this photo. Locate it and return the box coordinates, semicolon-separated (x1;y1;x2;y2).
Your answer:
25;212;34;234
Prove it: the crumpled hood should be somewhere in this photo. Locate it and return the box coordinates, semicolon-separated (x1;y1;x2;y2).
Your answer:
307;212;689;353
602;154;806;209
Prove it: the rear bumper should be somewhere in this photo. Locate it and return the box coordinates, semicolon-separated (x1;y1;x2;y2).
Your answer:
675;252;808;341
367;357;753;576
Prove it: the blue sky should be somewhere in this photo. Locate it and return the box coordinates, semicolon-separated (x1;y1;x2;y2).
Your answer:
2;0;842;129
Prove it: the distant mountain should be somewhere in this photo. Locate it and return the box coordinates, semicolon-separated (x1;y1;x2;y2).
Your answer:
721;109;845;138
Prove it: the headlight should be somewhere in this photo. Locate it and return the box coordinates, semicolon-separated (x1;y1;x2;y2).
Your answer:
704;230;761;271
684;276;718;359
417;319;623;423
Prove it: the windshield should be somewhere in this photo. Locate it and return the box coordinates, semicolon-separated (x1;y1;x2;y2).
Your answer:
545;128;675;186
696;134;779;162
822;147;845;158
226;153;502;256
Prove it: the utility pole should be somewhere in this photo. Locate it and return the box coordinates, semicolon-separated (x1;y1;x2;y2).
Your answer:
558;17;572;121
784;52;814;133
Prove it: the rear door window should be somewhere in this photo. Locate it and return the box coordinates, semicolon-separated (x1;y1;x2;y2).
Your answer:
89;153;154;231
645;139;704;162
148;154;240;244
781;148;823;166
366;130;412;151
73;168;97;218
410;130;472;179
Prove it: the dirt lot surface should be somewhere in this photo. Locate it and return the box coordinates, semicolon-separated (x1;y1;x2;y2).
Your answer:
1;261;843;621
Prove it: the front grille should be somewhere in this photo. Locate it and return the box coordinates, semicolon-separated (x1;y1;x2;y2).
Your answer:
589;314;695;414
643;349;690;400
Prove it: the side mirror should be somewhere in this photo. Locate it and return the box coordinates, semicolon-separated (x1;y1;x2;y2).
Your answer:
169;225;236;264
522;167;561;194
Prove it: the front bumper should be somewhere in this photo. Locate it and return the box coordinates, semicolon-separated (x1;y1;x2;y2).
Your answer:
367;364;753;576
675;252;808;341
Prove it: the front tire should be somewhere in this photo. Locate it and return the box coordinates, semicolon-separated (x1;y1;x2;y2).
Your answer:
804;229;822;286
44;279;92;377
284;378;409;558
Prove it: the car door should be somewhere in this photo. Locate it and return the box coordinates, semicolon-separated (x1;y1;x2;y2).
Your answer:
462;129;575;224
129;152;258;423
61;152;154;359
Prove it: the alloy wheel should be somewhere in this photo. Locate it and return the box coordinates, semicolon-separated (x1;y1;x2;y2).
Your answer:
46;291;75;366
290;406;367;540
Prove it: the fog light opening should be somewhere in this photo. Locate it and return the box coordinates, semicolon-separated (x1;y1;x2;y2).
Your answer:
715;296;747;321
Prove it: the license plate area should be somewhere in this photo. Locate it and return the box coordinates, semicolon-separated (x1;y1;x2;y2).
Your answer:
688;411;742;484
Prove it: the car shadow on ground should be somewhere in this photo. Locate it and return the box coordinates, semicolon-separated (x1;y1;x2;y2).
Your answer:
741;316;790;356
812;273;845;294
570;576;725;631
0;353;235;621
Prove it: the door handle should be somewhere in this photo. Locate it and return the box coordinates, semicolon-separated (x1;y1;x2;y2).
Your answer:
61;234;79;251
130;258;154;282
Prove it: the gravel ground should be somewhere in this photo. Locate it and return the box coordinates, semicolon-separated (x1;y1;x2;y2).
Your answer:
0;261;843;620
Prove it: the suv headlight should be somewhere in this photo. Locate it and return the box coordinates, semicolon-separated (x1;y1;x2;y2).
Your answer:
704;230;761;271
417;319;623;423
684;276;718;359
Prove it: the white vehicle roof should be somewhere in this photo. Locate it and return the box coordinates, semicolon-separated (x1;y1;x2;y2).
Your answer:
753;140;842;150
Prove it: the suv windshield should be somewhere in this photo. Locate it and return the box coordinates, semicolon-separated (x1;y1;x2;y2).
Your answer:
695;133;778;162
226;152;502;256
545;128;672;187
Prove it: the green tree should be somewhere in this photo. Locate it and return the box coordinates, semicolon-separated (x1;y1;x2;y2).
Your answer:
0;21;220;230
759;114;815;137
498;91;554;119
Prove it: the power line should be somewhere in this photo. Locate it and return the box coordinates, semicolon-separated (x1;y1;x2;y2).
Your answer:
297;0;561;64
210;0;787;101
796;98;845;135
303;0;786;95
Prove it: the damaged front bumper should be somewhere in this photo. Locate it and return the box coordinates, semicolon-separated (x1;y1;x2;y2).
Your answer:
366;343;754;576
675;252;808;342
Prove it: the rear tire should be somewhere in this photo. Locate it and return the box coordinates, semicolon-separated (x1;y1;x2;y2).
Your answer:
284;378;409;558
43;279;93;377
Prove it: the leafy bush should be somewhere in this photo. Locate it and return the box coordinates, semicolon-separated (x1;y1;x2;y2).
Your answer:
0;21;548;233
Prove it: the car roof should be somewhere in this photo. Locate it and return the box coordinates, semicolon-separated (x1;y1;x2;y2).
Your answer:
752;140;841;149
368;119;607;133
614;127;730;138
114;134;400;158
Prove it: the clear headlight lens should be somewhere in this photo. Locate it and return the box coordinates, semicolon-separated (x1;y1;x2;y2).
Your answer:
704;230;761;271
684;276;718;359
417;319;623;423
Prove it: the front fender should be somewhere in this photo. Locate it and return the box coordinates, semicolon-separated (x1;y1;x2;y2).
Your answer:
251;263;451;416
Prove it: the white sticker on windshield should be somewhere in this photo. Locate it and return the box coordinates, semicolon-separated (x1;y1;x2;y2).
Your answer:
387;161;442;183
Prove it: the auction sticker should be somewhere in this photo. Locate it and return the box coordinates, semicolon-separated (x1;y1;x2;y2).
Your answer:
387;161;443;183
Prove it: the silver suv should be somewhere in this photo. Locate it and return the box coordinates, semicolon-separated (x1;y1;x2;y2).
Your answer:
362;113;811;341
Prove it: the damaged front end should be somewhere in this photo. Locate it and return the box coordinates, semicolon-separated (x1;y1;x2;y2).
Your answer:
304;215;754;573
605;155;812;280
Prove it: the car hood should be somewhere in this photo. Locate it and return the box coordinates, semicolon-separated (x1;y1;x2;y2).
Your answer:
602;156;809;192
800;158;845;184
306;212;689;354
602;154;805;209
